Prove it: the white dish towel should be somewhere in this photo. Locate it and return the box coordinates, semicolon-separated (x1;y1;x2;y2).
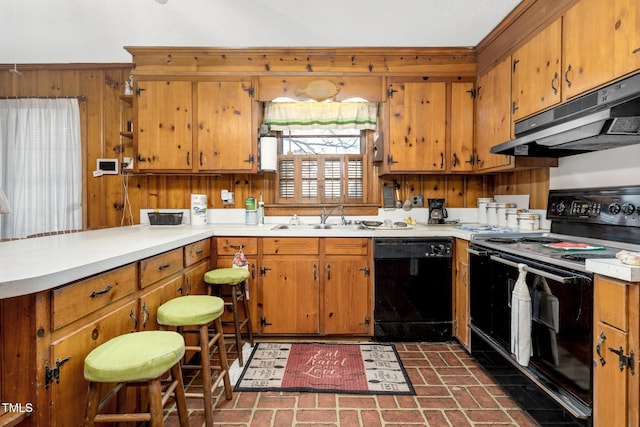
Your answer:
511;263;532;366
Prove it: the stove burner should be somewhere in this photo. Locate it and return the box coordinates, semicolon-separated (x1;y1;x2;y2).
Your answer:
560;253;616;262
486;237;521;243
521;237;562;244
485;236;562;244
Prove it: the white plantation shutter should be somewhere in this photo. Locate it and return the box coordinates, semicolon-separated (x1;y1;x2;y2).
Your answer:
276;155;365;204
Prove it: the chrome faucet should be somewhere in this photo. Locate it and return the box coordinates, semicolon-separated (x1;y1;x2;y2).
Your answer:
320;205;345;225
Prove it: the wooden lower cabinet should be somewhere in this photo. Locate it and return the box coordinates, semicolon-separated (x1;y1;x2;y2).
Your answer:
453;239;470;350
592;274;639;427
49;301;137;427
0;238;213;427
217;237;373;336
323;238;371;335
138;275;184;331
260;238;320;334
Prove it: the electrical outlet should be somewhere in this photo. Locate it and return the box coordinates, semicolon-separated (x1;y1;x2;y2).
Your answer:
412;194;424;207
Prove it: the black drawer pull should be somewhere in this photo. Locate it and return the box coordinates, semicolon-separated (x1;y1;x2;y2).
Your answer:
158;262;171;270
90;285;112;298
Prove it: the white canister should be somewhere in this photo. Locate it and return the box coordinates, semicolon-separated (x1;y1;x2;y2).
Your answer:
477;198;493;224
518;212;540;231
505;208;521;229
190;193;207;225
496;202;517;227
486;202;498;226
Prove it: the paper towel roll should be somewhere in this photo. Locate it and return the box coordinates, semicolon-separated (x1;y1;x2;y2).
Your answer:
260;136;278;172
191;193;207;225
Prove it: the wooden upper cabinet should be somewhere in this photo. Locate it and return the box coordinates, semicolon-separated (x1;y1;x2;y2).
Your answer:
613;0;640;78
450;82;475;172
134;78;257;173
475;57;513;171
135;80;193;171
387;79;447;172
197;79;256;172
563;0;619;99
511;19;562;121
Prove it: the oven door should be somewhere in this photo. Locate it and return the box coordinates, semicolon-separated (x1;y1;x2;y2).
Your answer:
469;246;593;418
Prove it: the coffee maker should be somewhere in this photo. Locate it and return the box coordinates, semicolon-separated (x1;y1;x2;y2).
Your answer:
428;198;448;224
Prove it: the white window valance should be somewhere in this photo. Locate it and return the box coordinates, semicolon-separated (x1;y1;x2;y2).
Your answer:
264;101;378;131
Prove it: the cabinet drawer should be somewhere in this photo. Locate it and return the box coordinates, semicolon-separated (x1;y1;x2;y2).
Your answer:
262;238;319;255
52;264;136;330
216;237;258;255
140;248;183;288
185;238;211;267
325;238;369;255
595;276;628;331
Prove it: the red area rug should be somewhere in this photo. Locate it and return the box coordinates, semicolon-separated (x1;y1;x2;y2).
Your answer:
234;342;415;395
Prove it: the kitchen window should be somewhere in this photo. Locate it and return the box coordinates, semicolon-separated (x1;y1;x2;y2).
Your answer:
263;100;377;206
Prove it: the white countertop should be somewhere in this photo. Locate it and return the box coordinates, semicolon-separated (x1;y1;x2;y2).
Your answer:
4;219;634;299
0;222;476;299
0;226;215;299
585;258;640;282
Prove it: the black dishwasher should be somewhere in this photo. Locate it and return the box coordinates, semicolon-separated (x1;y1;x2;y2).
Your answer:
373;238;452;341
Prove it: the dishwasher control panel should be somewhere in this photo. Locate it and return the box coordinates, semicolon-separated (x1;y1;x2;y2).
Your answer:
374;238;452;258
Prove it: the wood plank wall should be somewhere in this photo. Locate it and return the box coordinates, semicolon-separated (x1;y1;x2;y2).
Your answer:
0;64;548;230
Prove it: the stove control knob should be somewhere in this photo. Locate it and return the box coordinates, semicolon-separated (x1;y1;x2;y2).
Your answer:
608;203;621;215
555;201;566;214
621;203;635;216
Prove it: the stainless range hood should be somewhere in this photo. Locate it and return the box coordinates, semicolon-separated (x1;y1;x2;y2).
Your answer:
490;72;640;157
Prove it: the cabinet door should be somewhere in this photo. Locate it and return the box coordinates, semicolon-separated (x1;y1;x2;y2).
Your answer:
511;19;562;121
453;239;470;350
260;257;319;334
196;80;256;172
450;82;475;172
475;56;513;171
387;81;446;172
49;301;137;427
138;275;184;331
562;0;616;99
324;257;370;335
593;323;628;427
214;255;258;332
614;0;640;78
184;258;210;296
135;80;193;170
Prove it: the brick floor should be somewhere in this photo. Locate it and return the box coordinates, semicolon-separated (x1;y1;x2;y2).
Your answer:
163;341;540;426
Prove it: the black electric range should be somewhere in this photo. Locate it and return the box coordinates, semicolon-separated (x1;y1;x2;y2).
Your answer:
467;185;640;426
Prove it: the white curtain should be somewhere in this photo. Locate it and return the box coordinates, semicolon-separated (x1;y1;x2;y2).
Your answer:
0;98;82;239
264;101;378;131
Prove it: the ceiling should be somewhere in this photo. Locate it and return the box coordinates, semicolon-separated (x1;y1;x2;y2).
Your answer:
0;0;522;64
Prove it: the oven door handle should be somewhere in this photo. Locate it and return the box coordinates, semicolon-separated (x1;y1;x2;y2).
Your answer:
466;247;490;256
489;255;575;284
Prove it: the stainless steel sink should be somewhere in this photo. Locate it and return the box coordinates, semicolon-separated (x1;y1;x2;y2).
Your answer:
270;223;367;231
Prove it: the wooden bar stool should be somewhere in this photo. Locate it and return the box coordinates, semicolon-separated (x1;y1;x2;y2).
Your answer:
157;295;232;427
204;267;253;366
82;330;189;427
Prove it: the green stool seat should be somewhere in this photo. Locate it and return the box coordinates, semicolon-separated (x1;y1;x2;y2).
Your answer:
157;295;224;327
82;330;189;427
204;267;249;285
84;330;185;383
